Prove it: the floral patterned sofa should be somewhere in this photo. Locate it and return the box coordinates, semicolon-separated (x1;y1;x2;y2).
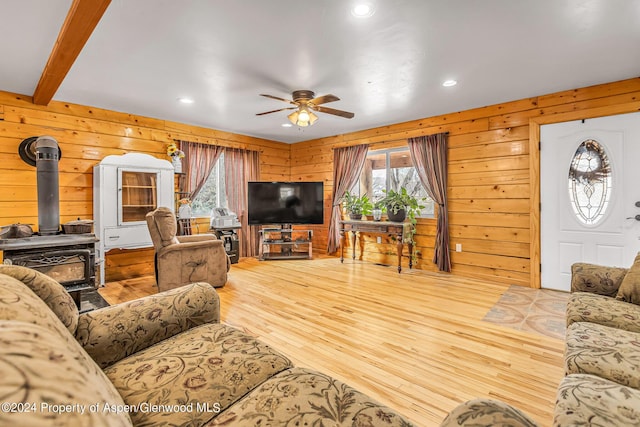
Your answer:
0;265;413;426
440;255;640;427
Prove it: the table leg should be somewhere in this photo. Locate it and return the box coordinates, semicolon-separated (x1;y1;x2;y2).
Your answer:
340;228;345;263
352;231;357;260
396;233;403;273
408;241;414;269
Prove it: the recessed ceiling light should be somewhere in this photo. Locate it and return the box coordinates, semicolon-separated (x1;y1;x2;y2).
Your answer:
281;123;293;128
177;97;194;104
352;3;375;17
442;80;457;87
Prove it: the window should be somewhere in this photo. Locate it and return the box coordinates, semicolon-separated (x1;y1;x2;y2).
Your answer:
568;139;612;225
354;148;434;217
190;153;227;216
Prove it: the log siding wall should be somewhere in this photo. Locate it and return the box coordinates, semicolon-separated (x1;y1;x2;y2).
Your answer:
1;77;639;286
291;77;640;287
0;91;290;281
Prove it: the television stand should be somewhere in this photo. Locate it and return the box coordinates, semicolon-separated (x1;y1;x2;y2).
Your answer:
259;225;313;261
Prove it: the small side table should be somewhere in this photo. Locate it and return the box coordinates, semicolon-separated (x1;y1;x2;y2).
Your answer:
211;226;241;263
339;220;412;273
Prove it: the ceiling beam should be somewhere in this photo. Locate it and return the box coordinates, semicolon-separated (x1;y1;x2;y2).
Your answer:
32;0;111;105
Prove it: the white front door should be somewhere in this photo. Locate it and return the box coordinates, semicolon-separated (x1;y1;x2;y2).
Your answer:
540;112;640;291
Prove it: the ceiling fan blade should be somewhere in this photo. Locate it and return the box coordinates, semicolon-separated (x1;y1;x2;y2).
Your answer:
310;94;340;105
314;105;355;119
256;107;297;116
259;94;297;105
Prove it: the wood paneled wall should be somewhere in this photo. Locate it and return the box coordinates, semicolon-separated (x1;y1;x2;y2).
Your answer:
0;90;290;281
2;77;639;286
291;77;640;287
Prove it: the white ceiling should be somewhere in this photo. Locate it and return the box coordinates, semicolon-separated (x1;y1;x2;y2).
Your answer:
1;0;639;143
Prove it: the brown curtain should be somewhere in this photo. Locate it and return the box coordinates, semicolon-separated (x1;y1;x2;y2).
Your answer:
327;144;369;254
408;133;451;272
224;147;260;257
179;140;224;200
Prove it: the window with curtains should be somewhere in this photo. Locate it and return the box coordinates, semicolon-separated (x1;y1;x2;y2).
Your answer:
190;153;228;216
352;148;434;217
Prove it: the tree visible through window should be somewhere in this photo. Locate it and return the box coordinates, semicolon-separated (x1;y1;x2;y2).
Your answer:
191;153;228;216
354;148;434;217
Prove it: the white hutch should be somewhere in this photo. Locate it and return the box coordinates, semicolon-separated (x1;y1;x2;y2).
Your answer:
93;153;174;285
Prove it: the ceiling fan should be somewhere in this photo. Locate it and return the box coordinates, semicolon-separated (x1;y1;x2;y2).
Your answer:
256;90;354;127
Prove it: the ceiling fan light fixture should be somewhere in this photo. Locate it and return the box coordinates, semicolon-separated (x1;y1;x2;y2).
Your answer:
288;107;318;127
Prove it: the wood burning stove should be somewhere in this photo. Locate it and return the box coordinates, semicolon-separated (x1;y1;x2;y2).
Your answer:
0;234;98;308
1;136;99;309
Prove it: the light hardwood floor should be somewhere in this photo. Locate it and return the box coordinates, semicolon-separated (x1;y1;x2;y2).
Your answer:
99;256;565;426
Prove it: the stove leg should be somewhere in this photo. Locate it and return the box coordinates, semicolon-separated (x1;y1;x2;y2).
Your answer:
70;290;82;309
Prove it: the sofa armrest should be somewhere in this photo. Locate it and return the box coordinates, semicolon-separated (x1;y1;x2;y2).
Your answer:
571;262;628;297
159;239;230;273
440;399;539;427
177;233;218;243
75;282;219;369
160;238;224;255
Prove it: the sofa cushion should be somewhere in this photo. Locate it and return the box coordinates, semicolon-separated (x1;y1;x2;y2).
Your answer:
565;322;640;389
209;367;414;426
566;292;640;333
0;321;132;427
104;323;293;426
0;265;78;333
617;253;640;304
554;374;640;426
571;262;628;297
0;272;79;345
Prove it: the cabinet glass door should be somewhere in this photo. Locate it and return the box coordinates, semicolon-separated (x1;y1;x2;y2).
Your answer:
119;170;158;224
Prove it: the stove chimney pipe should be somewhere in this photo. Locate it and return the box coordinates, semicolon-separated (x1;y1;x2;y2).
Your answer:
35;136;60;235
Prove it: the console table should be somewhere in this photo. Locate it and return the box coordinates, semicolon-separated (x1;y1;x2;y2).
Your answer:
339;220;413;273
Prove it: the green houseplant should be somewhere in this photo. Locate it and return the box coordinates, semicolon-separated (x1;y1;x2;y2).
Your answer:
380;187;425;242
342;190;373;220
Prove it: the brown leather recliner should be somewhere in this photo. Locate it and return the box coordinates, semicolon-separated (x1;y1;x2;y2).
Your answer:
145;207;230;291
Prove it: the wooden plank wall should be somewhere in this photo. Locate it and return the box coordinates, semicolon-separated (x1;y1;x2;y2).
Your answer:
291;77;640;287
0;90;290;282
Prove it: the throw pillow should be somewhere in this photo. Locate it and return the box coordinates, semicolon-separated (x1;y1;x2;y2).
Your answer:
571;263;628;297
617;253;640;304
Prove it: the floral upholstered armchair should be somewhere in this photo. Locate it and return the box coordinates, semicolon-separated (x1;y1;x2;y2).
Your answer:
146;207;230;291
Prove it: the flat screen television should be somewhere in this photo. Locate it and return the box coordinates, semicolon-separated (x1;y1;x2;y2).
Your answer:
247;181;324;225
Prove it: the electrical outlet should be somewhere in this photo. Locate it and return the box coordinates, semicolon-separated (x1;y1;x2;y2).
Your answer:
455;243;462;252
376;236;382;244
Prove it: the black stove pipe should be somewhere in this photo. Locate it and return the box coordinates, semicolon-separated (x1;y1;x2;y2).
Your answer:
35;136;60;235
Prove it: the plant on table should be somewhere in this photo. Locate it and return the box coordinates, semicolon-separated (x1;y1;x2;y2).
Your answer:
380;187;425;244
342;190;373;220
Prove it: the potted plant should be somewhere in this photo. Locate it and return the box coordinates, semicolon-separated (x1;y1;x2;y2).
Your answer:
342;190;373;220
380;187;425;242
372;198;386;221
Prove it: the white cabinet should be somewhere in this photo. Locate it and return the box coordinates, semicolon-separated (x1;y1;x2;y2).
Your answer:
93;153;174;285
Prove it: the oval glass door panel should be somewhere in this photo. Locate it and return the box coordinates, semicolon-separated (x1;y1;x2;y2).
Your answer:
568;139;612;225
